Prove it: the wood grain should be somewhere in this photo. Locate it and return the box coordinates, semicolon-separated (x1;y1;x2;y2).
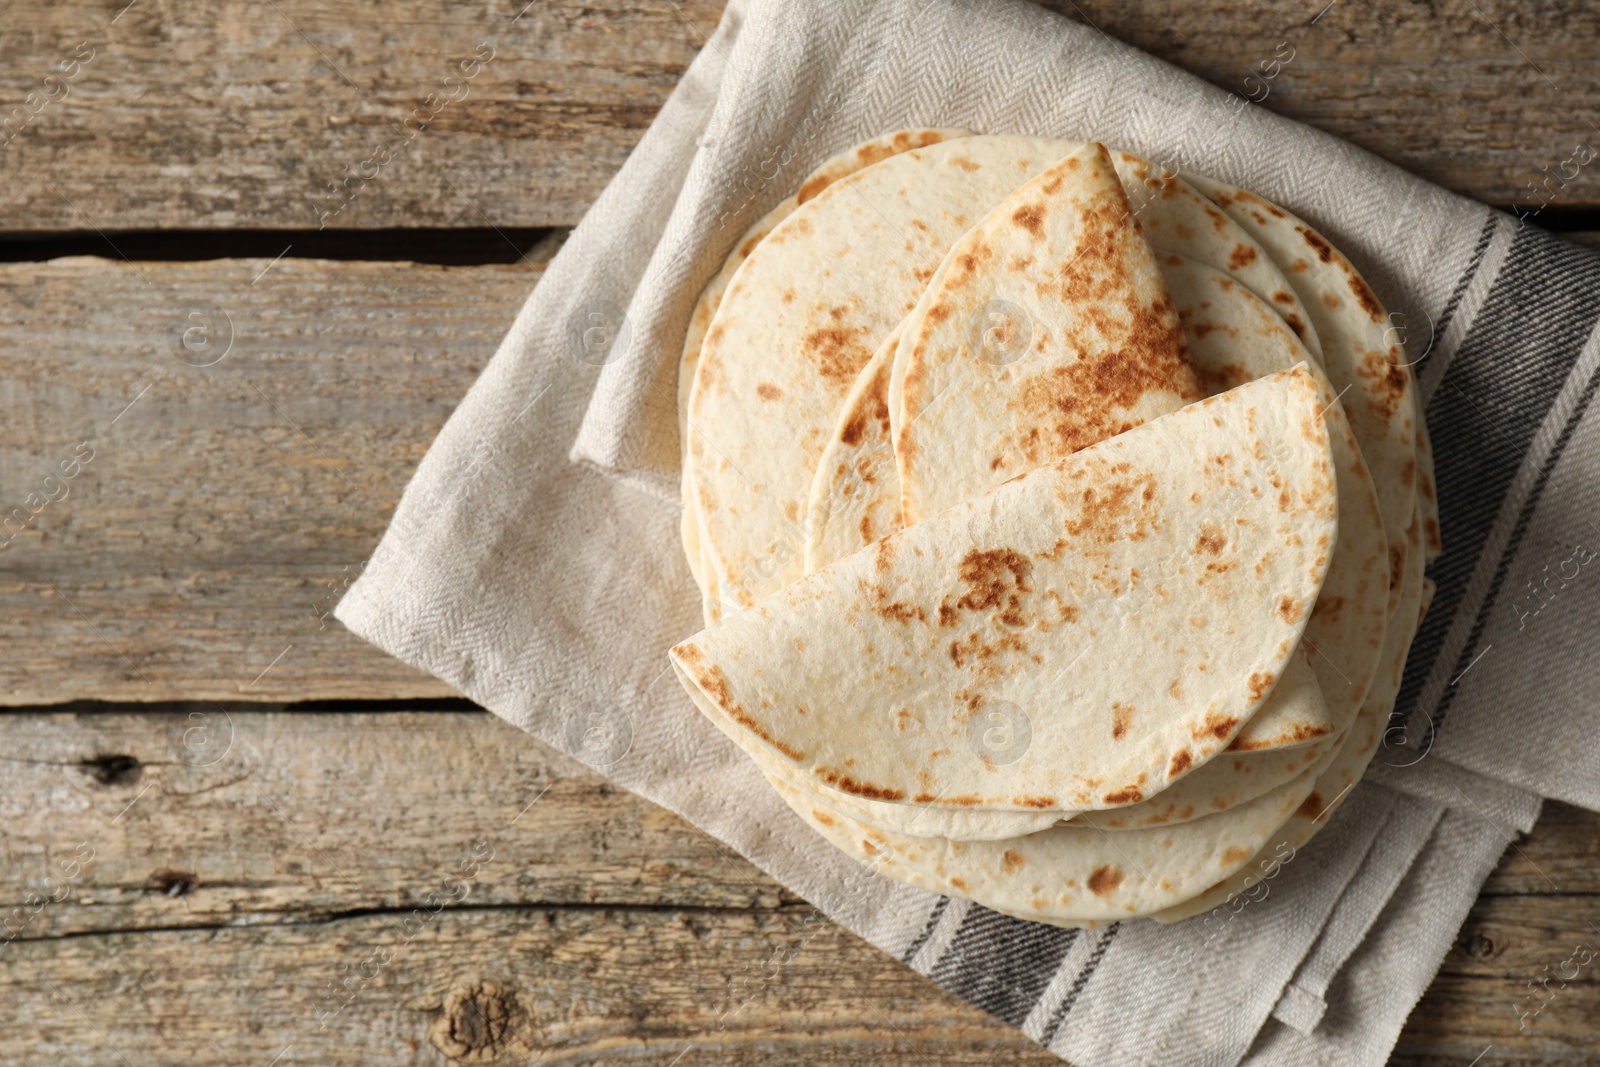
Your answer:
3;707;1597;1064
0;257;539;703
0;0;723;231
0;905;1065;1066
1049;0;1600;213
1;0;1596;233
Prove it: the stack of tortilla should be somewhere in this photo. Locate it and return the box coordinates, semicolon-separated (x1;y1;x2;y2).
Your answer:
670;131;1438;925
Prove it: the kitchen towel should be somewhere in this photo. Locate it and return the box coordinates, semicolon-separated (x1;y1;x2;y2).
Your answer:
337;1;1600;1062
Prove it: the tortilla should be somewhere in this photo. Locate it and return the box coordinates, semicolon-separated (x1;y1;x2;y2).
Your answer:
892;142;1204;524
1110;152;1323;364
767;730;1332;922
689;136;1075;612
1182;175;1419;616
672;366;1337;813
1153;503;1424;923
680;128;969;624
803;324;907;574
1060;254;1394;830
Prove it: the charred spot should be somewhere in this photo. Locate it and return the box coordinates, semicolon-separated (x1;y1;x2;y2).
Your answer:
1276;595;1301;623
1088;864;1121;897
813;769;905;801
950;548;1033;613
802;317;872;383
1246;672;1274;703
1017;796;1056;809
699;665;806;762
1297;792;1325;819
1193;711;1239;741
1300;228;1336;263
1011;202;1046;239
1167;749;1192;777
1228;244;1257;271
1103;786;1142;804
1194;523;1226;556
1272;291;1295;305
1349;274;1385;321
875;601;926;624
1111;702;1134;741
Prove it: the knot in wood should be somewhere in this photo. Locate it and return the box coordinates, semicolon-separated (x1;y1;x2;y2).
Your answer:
429;980;529;1063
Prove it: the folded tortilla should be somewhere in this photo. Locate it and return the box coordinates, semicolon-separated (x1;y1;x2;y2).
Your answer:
672;365;1337;814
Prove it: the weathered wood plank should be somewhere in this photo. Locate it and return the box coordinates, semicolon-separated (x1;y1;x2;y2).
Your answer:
0;709;790;938
2;0;1597;233
2;708;1597;1063
0;905;1065;1066
3;709;1596;939
1051;0;1600;214
0;0;723;231
0;257;544;703
1397;894;1600;1063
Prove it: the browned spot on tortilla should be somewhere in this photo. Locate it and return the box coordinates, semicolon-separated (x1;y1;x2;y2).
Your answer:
874;538;895;573
803;310;872;383
940;550;1030;617
1247;672;1274;703
1002;850;1026;875
796;174;831;203
1349;274;1385;320
811;809;835;826
755;382;783;401
1300;228;1336;263
1194;523;1226;555
1103;786;1143;804
1111;701;1134;741
782;500;798;523
1228;244;1258;271
1425;517;1441;552
1168;751;1192;779
813;767;904;801
695;664;806;762
1276;595;1302;623
1272;290;1295;305
674;642;703;666
1321;291;1342;310
949;876;969;890
1169;679;1183;700
875;601;925;624
1088;865;1121;897
1012;202;1046;239
1194;711;1239;741
1297;792;1325;819
950;155;980;172
1390;543;1405;593
1222;846;1251;865
1285;314;1307;339
1228;721;1329;752
1017;796;1056;809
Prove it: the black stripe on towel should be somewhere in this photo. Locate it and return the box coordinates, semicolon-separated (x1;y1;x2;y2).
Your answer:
900;896;950;964
1041;922;1121;1046
1393;226;1600;733
928;906;1080;1027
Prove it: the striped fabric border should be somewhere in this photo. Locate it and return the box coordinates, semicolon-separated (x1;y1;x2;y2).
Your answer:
1395;225;1600;738
898;221;1600;1060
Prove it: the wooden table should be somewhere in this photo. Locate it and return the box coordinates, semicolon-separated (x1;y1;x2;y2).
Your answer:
3;2;1597;1063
